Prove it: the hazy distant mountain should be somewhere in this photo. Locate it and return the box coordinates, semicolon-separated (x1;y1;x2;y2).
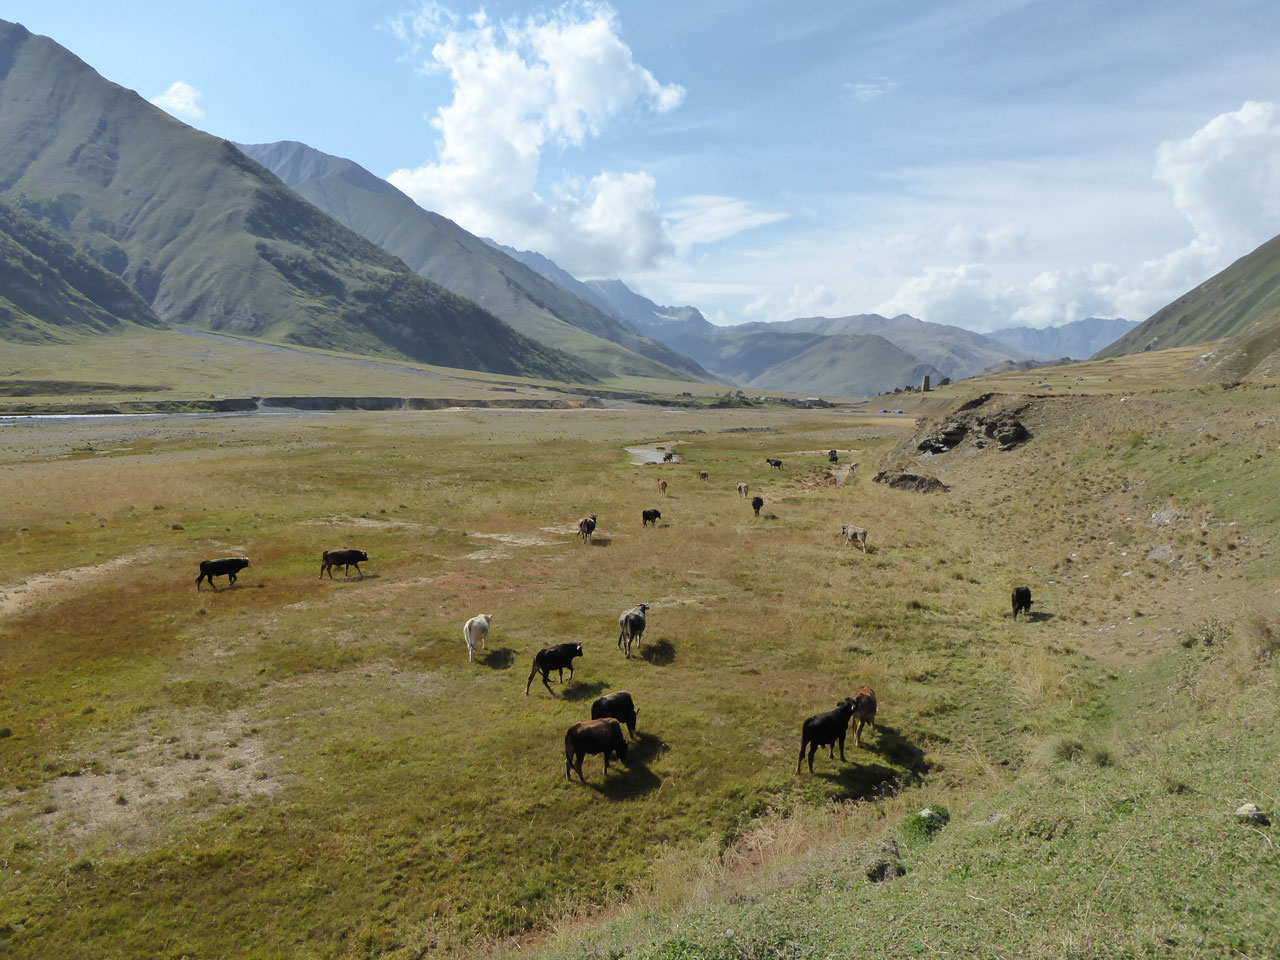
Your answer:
1098;233;1280;360
488;256;935;396
988;317;1138;360
238;141;710;382
0;198;163;342
750;313;1031;381
0;19;588;382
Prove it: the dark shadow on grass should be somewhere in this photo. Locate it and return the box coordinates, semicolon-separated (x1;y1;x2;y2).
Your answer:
589;537;613;547
640;639;676;666
624;731;667;763
813;762;901;800
561;679;609;701
579;756;662;799
483;647;516;670
1027;610;1055;623
868;724;929;779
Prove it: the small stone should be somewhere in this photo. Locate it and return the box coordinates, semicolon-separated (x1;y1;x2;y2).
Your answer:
1147;545;1176;564
1235;803;1271;825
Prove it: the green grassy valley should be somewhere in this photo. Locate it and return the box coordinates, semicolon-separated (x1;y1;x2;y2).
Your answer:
1;348;1276;958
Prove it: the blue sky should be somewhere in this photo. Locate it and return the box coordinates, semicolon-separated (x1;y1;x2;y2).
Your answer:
6;1;1280;330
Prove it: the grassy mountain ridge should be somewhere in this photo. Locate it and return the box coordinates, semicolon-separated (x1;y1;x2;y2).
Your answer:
1098;232;1280;360
0;197;163;341
0;19;590;382
237;140;710;382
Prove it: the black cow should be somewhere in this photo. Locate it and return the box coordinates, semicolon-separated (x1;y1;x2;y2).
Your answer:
751;495;764;517
565;718;628;782
525;642;584;695
662;451;674;462
828;449;839;463
195;557;250;590
796;697;857;774
617;604;648;658
320;548;368;579
642;508;661;527
766;458;783;469
591;691;638;739
578;514;598;543
1012;586;1033;620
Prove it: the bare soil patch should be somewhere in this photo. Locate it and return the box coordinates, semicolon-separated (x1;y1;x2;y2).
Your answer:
0;549;158;620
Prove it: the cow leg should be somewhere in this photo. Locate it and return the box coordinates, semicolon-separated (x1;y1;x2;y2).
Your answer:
808;742;819;773
525;662;538;695
542;671;555;695
796;740;807;774
574;752;585;782
602;750;610;777
566;664;575;683
838;734;846;762
228;573;237;587
353;562;363;579
196;573;205;590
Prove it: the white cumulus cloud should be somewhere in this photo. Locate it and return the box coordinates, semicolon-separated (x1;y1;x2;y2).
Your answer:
872;101;1280;331
150;81;205;120
388;2;757;276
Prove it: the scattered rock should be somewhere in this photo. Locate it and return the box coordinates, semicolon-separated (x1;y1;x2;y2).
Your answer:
1147;545;1176;564
1149;508;1181;528
1235;803;1271;825
874;471;950;493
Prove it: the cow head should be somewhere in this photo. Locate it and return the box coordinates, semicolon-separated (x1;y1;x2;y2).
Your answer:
836;697;856;712
573;643;583;657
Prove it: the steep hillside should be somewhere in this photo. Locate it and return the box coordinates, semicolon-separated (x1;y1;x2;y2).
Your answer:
0;198;163;342
988;316;1138;359
237;141;709;382
756;313;1030;381
0;20;588;382
1098;232;1280;358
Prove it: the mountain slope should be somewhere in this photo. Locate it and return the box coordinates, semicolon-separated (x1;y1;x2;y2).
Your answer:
236;140;710;382
988;317;1138;359
0;197;163;342
1097;233;1280;358
753;313;1030;381
0;19;588;382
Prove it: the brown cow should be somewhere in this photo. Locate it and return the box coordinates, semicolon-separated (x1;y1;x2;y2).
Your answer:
577;514;597;543
851;685;877;747
698;470;709;481
657;478;668;497
737;482;748;498
564;718;628;781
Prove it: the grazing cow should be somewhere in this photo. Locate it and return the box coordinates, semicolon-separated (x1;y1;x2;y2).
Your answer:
751;495;764;517
766;458;784;470
851;686;877;747
565;718;628;782
698;470;709;481
591;691;639;739
1012;586;1033;620
578;514;598;543
195;557;250;590
796;697;857;774
839;524;868;554
662;451;674;463
642;508;662;527
320;548;368;579
737;482;748;498
828;449;839;463
526;642;584;695
657;478;668;497
618;603;649;658
463;613;491;663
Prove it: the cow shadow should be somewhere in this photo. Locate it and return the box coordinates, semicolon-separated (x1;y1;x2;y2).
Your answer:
589;538;613;547
561;679;609;701
814;761;901;800
1027;610;1055;623
483;647;516;670
867;724;928;777
584;758;662;799
624;731;667;764
640;639;676;666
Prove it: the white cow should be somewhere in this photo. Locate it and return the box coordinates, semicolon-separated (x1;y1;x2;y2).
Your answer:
839;524;869;554
463;613;491;662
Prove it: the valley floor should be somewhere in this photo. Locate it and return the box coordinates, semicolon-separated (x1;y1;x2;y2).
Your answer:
0;377;1276;959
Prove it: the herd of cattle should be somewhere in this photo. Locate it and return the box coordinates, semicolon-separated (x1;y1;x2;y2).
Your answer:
191;452;1036;783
